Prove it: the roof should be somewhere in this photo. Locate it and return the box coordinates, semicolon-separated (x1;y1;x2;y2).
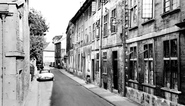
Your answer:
43;42;50;50
43;42;54;52
52;35;63;44
70;0;93;24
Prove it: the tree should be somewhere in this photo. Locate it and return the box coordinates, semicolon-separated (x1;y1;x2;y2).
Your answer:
29;8;49;62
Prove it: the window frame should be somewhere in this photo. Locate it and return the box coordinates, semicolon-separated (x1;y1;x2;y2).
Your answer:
163;0;180;13
143;43;154;87
129;0;138;28
92;23;96;41
142;0;155;24
103;52;107;74
96;19;100;39
111;8;117;33
163;39;179;90
103;13;109;37
129;46;138;81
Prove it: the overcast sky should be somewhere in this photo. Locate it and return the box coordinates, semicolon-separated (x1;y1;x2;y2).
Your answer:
29;0;85;42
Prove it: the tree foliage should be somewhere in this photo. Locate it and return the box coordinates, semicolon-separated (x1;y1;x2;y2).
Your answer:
29;8;49;62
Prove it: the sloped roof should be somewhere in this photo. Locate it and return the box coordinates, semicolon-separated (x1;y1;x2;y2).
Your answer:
43;42;54;52
43;42;50;50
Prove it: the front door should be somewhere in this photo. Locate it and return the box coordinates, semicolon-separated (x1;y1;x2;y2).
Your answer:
92;59;95;81
112;51;118;90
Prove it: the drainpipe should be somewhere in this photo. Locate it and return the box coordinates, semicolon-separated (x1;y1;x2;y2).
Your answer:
99;0;104;87
0;13;6;106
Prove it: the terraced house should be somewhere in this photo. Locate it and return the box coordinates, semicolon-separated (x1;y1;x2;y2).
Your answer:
66;0;185;105
66;0;125;94
125;0;185;105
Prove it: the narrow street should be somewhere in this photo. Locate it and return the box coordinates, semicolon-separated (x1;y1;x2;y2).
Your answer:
38;68;113;106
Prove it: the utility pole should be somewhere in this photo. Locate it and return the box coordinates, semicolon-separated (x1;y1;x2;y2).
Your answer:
99;0;104;87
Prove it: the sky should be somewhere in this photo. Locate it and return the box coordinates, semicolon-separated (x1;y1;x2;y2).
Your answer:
29;0;85;42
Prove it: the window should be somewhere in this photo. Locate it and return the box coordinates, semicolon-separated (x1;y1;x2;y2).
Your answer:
142;0;153;19
78;28;80;42
78;54;80;70
89;5;92;17
92;23;96;41
85;28;88;43
163;39;178;90
129;0;138;27
81;25;84;43
104;0;108;4
98;0;101;10
129;46;137;81
104;13;109;37
92;1;96;14
164;0;180;13
96;19;100;39
144;44;154;85
103;52;107;74
85;10;88;21
111;8;116;33
89;26;91;42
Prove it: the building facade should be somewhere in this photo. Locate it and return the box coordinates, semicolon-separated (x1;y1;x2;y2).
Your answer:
66;0;185;105
43;42;55;66
66;0;125;94
53;35;66;68
0;0;30;106
124;0;185;105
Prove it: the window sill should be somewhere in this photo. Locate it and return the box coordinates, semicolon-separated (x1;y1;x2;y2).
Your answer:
161;8;180;18
142;83;156;88
130;58;137;61
111;32;116;35
161;87;181;94
6;51;25;58
144;58;153;61
128;26;138;31
102;73;107;75
103;35;108;38
128;79;139;84
141;19;155;26
176;21;185;28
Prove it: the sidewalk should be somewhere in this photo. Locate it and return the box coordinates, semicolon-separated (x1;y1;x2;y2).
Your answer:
59;69;141;106
24;78;39;106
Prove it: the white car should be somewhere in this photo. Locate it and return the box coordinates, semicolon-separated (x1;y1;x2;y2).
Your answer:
37;69;54;81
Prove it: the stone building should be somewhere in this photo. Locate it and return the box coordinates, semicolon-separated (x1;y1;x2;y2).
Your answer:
53;35;66;68
0;0;30;106
66;0;185;105
66;0;125;94
124;0;185;105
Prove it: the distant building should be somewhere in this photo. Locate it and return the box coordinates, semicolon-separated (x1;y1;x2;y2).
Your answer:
43;42;55;66
53;35;67;68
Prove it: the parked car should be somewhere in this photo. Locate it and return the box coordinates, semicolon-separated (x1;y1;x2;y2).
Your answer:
37;69;54;81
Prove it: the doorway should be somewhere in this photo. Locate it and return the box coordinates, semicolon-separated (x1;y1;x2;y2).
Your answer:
112;51;118;90
92;59;95;81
